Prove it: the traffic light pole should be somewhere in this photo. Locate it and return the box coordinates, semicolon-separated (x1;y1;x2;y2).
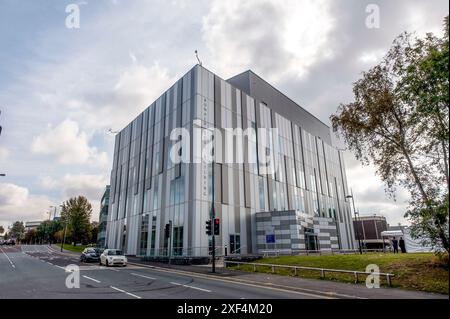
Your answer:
211;160;216;273
168;220;172;265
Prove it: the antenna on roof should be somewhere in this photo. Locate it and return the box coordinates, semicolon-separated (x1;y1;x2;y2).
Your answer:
107;128;118;135
195;50;202;66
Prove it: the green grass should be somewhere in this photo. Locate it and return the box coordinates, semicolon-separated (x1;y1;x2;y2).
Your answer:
55;243;86;253
228;253;449;294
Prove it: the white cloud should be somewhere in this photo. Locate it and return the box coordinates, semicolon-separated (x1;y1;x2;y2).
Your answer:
37;174;108;220
0;183;53;228
0;146;9;160
0;183;28;205
31;119;108;167
61;174;108;200
202;0;335;82
39;176;59;190
67;62;176;132
358;50;385;64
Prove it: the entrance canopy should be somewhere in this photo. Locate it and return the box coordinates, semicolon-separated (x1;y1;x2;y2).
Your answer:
381;230;404;238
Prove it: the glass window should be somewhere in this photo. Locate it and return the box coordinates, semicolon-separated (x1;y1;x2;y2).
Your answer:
153;179;159;210
139;214;149;256
150;216;157;256
258;177;265;210
173;226;184;256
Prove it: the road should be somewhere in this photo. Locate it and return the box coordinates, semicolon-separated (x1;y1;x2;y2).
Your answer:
0;245;325;299
1;245;446;299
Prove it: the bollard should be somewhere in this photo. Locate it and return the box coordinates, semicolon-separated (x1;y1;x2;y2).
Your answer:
354;272;358;283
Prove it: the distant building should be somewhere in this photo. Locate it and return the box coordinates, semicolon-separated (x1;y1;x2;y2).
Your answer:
353;215;388;249
97;186;110;248
25;221;43;232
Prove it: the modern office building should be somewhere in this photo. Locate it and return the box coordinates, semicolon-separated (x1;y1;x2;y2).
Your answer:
97;185;110;248
106;64;356;257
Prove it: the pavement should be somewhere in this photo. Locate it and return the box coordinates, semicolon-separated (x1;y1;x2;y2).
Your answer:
0;244;447;299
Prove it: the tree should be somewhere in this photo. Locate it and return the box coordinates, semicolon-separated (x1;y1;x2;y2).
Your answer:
331;16;449;253
36;220;62;244
36;220;50;243
9;221;25;241
90;221;99;244
24;229;37;244
54;230;65;243
0;225;4;235
60;196;92;245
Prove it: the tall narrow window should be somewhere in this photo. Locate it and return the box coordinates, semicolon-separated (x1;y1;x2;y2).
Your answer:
258;177;265;210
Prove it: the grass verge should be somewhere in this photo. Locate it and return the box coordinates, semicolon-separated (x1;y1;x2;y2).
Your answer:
55;243;86;253
227;252;448;294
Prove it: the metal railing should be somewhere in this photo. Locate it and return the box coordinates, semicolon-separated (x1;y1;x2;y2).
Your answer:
224;260;395;286
260;248;387;257
139;246;226;258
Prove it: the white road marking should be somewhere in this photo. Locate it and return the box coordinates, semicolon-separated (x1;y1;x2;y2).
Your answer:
170;282;211;293
54;265;65;270
130;273;156;280
130;263;338;299
108;268;120;272
0;247;15;269
83;275;101;283
110;286;141;299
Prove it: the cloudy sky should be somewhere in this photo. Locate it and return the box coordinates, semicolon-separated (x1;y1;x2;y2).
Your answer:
0;0;448;230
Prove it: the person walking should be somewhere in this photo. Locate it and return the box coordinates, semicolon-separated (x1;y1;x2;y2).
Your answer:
399;237;406;253
392;237;399;253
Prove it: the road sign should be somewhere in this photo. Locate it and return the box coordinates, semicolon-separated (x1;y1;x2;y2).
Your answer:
266;234;275;244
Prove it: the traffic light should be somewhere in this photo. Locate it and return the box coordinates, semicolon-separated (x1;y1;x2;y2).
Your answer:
205;220;212;236
164;223;170;238
214;218;220;235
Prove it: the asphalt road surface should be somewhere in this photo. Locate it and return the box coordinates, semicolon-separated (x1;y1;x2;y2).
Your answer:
0;245;326;299
1;245;446;299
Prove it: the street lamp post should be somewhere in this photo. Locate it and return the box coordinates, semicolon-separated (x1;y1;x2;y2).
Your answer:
346;190;362;254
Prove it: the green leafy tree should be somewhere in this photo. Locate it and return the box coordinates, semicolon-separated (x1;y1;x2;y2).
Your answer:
9;221;25;241
61;196;92;245
0;225;4;235
331;17;449;253
24;229;37;244
90;221;99;244
36;221;50;243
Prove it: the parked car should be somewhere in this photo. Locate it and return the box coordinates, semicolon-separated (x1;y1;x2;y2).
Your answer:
99;249;127;267
5;239;15;245
80;248;103;263
0;240;4;245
